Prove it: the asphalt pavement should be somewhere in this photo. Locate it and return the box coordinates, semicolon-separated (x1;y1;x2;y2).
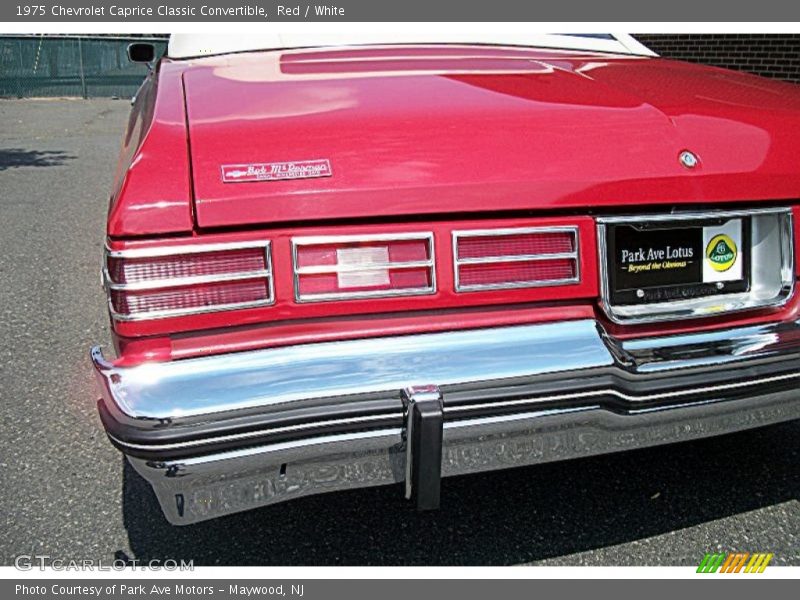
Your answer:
0;99;797;566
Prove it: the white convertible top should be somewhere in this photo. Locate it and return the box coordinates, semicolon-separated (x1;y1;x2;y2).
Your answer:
168;32;656;59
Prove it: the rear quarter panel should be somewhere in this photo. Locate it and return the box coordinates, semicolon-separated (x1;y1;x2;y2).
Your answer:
107;60;194;237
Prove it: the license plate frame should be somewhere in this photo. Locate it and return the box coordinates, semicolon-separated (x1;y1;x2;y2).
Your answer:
605;217;751;306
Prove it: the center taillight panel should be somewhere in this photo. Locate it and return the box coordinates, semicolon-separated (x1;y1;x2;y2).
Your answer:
106;216;598;337
293;233;436;302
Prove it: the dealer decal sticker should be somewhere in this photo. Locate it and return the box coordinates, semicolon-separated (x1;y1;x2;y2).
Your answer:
221;159;332;183
706;234;737;272
702;219;743;283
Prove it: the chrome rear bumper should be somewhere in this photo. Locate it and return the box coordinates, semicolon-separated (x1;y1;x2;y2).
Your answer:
91;318;800;525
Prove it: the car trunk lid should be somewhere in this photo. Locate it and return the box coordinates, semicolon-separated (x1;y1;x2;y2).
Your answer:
183;46;800;228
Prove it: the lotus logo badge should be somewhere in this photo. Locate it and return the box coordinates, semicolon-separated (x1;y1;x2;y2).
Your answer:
679;150;699;169
706;234;737;272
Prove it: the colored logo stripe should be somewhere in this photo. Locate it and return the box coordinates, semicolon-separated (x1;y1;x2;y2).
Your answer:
697;552;773;573
722;553;749;573
697;553;726;573
745;553;773;573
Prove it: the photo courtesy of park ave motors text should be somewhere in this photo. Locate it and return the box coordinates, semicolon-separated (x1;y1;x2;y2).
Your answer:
0;25;799;570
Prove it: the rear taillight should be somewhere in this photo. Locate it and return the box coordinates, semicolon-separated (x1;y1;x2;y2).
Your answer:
453;227;579;292
104;242;273;320
292;233;435;302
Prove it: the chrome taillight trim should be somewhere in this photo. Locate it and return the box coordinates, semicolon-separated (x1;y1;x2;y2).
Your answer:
457;251;578;265
452;226;580;292
104;239;272;258
109;298;275;322
105;270;272;292
103;241;274;321
295;260;433;275
291;232;436;303
597;207;795;324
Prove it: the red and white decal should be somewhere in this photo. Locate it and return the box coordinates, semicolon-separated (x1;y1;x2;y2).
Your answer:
221;159;332;183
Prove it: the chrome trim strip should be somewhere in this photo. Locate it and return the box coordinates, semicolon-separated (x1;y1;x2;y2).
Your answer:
105;270;271;292
611;318;800;373
145;427;405;469
456;278;580;292
103;241;274;321
108;298;274;322
291;287;437;303
295;260;433;275
105;239;273;259
457;251;577;265
596;206;792;224
451;277;581;293
291;232;436;303
452;226;580;293
597;207;794;324
109;413;394;452
446;370;800;414
452;225;580;238
292;232;437;245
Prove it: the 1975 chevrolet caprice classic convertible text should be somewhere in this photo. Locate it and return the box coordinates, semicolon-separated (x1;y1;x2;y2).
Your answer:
92;33;800;524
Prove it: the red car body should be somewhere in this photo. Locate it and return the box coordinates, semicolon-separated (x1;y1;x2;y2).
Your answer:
93;41;800;524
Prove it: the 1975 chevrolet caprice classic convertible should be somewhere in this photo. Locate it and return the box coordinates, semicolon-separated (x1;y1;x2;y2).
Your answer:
92;33;800;524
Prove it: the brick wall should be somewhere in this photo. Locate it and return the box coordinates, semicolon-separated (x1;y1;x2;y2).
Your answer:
634;34;800;83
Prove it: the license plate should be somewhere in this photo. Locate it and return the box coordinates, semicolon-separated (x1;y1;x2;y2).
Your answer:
606;217;750;305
